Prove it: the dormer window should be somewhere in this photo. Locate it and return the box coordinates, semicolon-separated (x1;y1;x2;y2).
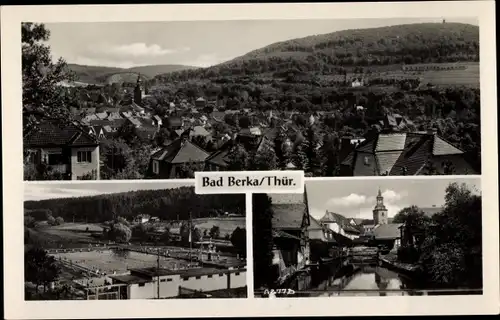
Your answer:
364;156;370;166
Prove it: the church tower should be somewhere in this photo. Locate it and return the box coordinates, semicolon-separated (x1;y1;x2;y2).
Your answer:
373;188;388;225
134;74;143;105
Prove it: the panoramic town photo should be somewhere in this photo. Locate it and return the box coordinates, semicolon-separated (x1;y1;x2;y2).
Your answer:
22;18;481;180
24;181;247;300
253;177;482;297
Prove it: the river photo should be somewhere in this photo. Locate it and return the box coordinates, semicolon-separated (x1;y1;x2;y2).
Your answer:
253;177;483;298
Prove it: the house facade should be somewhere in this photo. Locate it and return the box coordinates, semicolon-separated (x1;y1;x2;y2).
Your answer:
340;130;478;176
270;192;311;285
24;120;100;180
149;135;210;179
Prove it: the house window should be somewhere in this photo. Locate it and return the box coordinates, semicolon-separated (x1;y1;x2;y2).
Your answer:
195;276;201;280
138;283;145;287
153;160;160;174
167;278;172;282
160;279;166;282
235;272;240;276
363;156;370;166
219;273;224;277
182;277;189;281
47;153;64;165
77;151;92;163
208;275;213;278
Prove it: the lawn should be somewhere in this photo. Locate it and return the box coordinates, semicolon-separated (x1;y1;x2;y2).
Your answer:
193;217;246;238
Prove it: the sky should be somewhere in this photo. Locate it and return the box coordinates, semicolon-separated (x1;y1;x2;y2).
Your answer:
24;181;193;201
44;17;479;69
270;177;481;220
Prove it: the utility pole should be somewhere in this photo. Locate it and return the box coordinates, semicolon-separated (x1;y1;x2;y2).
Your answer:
189;211;192;263
157;248;160;299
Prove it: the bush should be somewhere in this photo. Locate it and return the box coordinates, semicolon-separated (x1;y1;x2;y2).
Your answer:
397;245;420;264
47;215;56;226
24;215;37;228
109;223;132;243
55;217;64;226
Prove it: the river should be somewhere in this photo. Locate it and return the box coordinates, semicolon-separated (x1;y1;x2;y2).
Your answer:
285;262;483;297
308;264;424;297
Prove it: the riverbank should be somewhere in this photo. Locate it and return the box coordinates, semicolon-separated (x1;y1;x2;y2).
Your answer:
379;253;420;276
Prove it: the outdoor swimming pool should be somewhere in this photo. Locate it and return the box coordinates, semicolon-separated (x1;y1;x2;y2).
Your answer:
51;249;191;274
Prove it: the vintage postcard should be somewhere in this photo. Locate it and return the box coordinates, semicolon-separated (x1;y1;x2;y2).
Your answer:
2;1;498;319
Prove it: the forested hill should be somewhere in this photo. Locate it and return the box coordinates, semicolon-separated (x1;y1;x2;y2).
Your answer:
68;63;198;84
157;22;479;80
24;187;245;223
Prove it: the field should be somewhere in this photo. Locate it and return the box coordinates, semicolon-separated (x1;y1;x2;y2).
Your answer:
25;223;105;249
319;62;479;88
193;217;246;238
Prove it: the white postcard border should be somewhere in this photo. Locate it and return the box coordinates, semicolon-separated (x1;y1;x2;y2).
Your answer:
2;1;499;318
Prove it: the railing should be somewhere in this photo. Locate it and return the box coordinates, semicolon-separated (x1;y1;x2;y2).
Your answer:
293;288;483;294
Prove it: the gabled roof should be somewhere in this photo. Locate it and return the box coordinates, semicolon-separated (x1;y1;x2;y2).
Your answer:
190;125;211;137
151;138;210;164
273;230;301;241
272;202;307;230
343;131;470;175
24;119;99;147
372;223;403;240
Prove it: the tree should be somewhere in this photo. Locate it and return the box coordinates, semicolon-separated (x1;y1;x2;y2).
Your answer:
161;228;171;244
24;215;36;228
252;194;275;289
110;223;132;243
393;205;430;247
227;143;250;171
25;247;61;293
47;215;56;226
230;227;247;257
209;225;221;239
55;216;64;226
22;23;75;121
132;223;149;240
250;147;278;170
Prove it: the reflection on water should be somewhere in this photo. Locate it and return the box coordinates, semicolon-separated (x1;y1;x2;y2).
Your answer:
309;264;426;297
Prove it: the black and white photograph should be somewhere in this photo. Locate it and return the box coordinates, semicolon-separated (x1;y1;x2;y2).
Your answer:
24;181;247;300
22;17;481;181
253;177;482;297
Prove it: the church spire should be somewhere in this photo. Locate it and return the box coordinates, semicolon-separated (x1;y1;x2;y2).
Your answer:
377;188;382;197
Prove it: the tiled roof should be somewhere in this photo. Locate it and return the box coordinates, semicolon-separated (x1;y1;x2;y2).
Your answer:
96;112;108;120
377;151;404;175
273;230;301;241
308;215;324;230
24;119;98;147
432;136;463;155
375;133;407;151
347;132;470;176
272;203;307;230
151;138;209;164
190;126;211;137
373;223;403;240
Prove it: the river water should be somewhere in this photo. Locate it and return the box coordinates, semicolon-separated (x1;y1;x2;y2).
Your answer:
308;264;424;297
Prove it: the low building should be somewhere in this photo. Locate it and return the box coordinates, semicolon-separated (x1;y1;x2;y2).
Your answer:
24;119;100;180
370;223;404;250
149;136;210;179
109;266;246;299
320;211;361;240
340;130;478;176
